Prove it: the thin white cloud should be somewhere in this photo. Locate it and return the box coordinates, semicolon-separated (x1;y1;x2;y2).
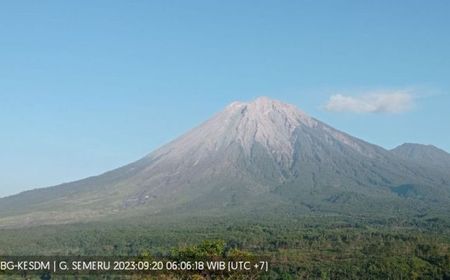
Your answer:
325;90;415;113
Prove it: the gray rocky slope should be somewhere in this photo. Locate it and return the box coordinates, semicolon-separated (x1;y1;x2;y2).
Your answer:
0;97;449;227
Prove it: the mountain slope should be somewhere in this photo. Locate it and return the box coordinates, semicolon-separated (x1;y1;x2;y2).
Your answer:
391;143;450;173
1;97;449;228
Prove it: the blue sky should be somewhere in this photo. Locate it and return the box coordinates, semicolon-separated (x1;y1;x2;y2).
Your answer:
1;0;449;197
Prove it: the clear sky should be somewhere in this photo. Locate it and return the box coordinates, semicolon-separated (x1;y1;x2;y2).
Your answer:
1;0;449;197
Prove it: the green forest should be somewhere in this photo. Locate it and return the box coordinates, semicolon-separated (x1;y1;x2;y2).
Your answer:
0;215;449;279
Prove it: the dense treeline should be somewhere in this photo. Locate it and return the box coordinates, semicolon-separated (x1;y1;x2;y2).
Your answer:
0;216;449;279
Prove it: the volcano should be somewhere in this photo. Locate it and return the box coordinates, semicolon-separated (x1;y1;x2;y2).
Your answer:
1;97;449;227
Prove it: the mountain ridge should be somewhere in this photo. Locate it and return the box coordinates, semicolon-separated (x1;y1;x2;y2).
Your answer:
391;143;450;172
1;97;449;228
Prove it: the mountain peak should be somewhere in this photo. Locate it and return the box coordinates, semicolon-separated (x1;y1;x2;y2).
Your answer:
226;97;312;122
250;96;296;112
225;96;281;110
390;142;450;176
220;97;318;159
152;97;318;171
253;96;280;105
392;143;448;154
